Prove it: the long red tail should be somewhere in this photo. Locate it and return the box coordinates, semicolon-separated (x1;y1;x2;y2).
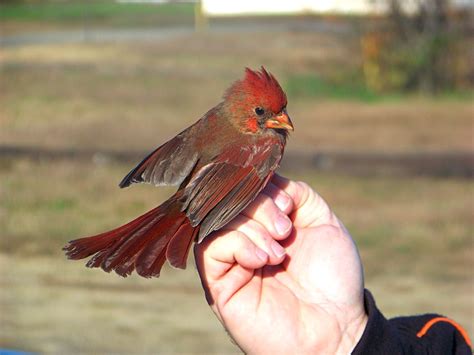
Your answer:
63;196;198;278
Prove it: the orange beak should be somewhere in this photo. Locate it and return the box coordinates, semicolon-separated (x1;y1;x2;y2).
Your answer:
265;110;294;131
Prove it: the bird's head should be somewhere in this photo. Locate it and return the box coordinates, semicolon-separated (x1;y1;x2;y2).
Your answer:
223;67;293;134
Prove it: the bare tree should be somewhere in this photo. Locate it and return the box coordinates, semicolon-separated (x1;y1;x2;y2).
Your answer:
363;0;471;93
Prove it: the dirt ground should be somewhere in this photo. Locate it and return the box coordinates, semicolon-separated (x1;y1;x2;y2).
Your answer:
1;30;472;353
1;159;472;353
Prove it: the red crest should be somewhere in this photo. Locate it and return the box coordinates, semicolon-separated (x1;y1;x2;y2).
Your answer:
225;67;287;114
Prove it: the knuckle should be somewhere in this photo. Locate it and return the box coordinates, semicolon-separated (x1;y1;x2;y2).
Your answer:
214;230;247;247
245;219;271;241
247;194;273;217
295;181;312;205
258;193;274;208
233;230;249;244
245;194;265;213
295;181;328;211
229;232;255;256
296;180;311;191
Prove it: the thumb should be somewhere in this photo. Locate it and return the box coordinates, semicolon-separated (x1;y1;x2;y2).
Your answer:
271;175;337;228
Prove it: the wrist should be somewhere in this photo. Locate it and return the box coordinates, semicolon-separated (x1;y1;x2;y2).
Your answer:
335;310;369;353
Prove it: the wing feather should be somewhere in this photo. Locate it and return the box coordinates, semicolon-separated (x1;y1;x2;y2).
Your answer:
182;138;284;242
198;171;270;241
119;126;199;188
185;165;252;227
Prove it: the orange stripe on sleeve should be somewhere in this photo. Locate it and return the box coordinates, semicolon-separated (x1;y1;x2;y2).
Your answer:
416;317;472;348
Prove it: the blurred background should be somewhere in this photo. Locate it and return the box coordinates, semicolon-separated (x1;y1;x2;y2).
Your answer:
0;0;473;353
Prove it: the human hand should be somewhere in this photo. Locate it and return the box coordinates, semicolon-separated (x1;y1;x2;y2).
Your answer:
194;175;368;354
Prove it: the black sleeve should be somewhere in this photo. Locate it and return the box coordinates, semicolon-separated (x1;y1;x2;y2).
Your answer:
352;290;472;354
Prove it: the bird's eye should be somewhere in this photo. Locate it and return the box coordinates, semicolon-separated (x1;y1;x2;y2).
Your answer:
255;107;265;116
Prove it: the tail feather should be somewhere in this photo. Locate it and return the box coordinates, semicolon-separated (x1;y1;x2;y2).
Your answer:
101;211;171;272
137;247;168;278
166;222;199;269
63;197;198;278
83;209;163;270
114;256;137;277
64;204;162;260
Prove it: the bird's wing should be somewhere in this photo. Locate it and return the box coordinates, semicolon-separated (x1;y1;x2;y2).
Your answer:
182;139;284;242
119;125;199;188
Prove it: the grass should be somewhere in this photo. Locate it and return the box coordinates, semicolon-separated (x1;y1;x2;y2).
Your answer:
286;73;380;102
1;40;472;153
0;1;195;34
0;159;472;353
0;28;472;353
0;2;195;22
286;73;474;102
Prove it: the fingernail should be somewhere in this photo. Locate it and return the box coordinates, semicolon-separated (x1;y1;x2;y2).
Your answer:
275;214;292;235
274;194;290;211
256;248;268;262
271;241;286;258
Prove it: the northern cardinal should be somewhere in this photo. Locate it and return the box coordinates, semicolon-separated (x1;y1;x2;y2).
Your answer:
63;67;293;278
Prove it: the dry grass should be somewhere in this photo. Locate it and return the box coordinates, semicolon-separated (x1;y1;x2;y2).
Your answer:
0;159;472;353
0;159;239;353
0;31;472;353
1;37;472;153
0;254;240;354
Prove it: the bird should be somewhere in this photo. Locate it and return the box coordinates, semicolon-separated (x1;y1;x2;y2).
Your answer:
63;67;293;278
